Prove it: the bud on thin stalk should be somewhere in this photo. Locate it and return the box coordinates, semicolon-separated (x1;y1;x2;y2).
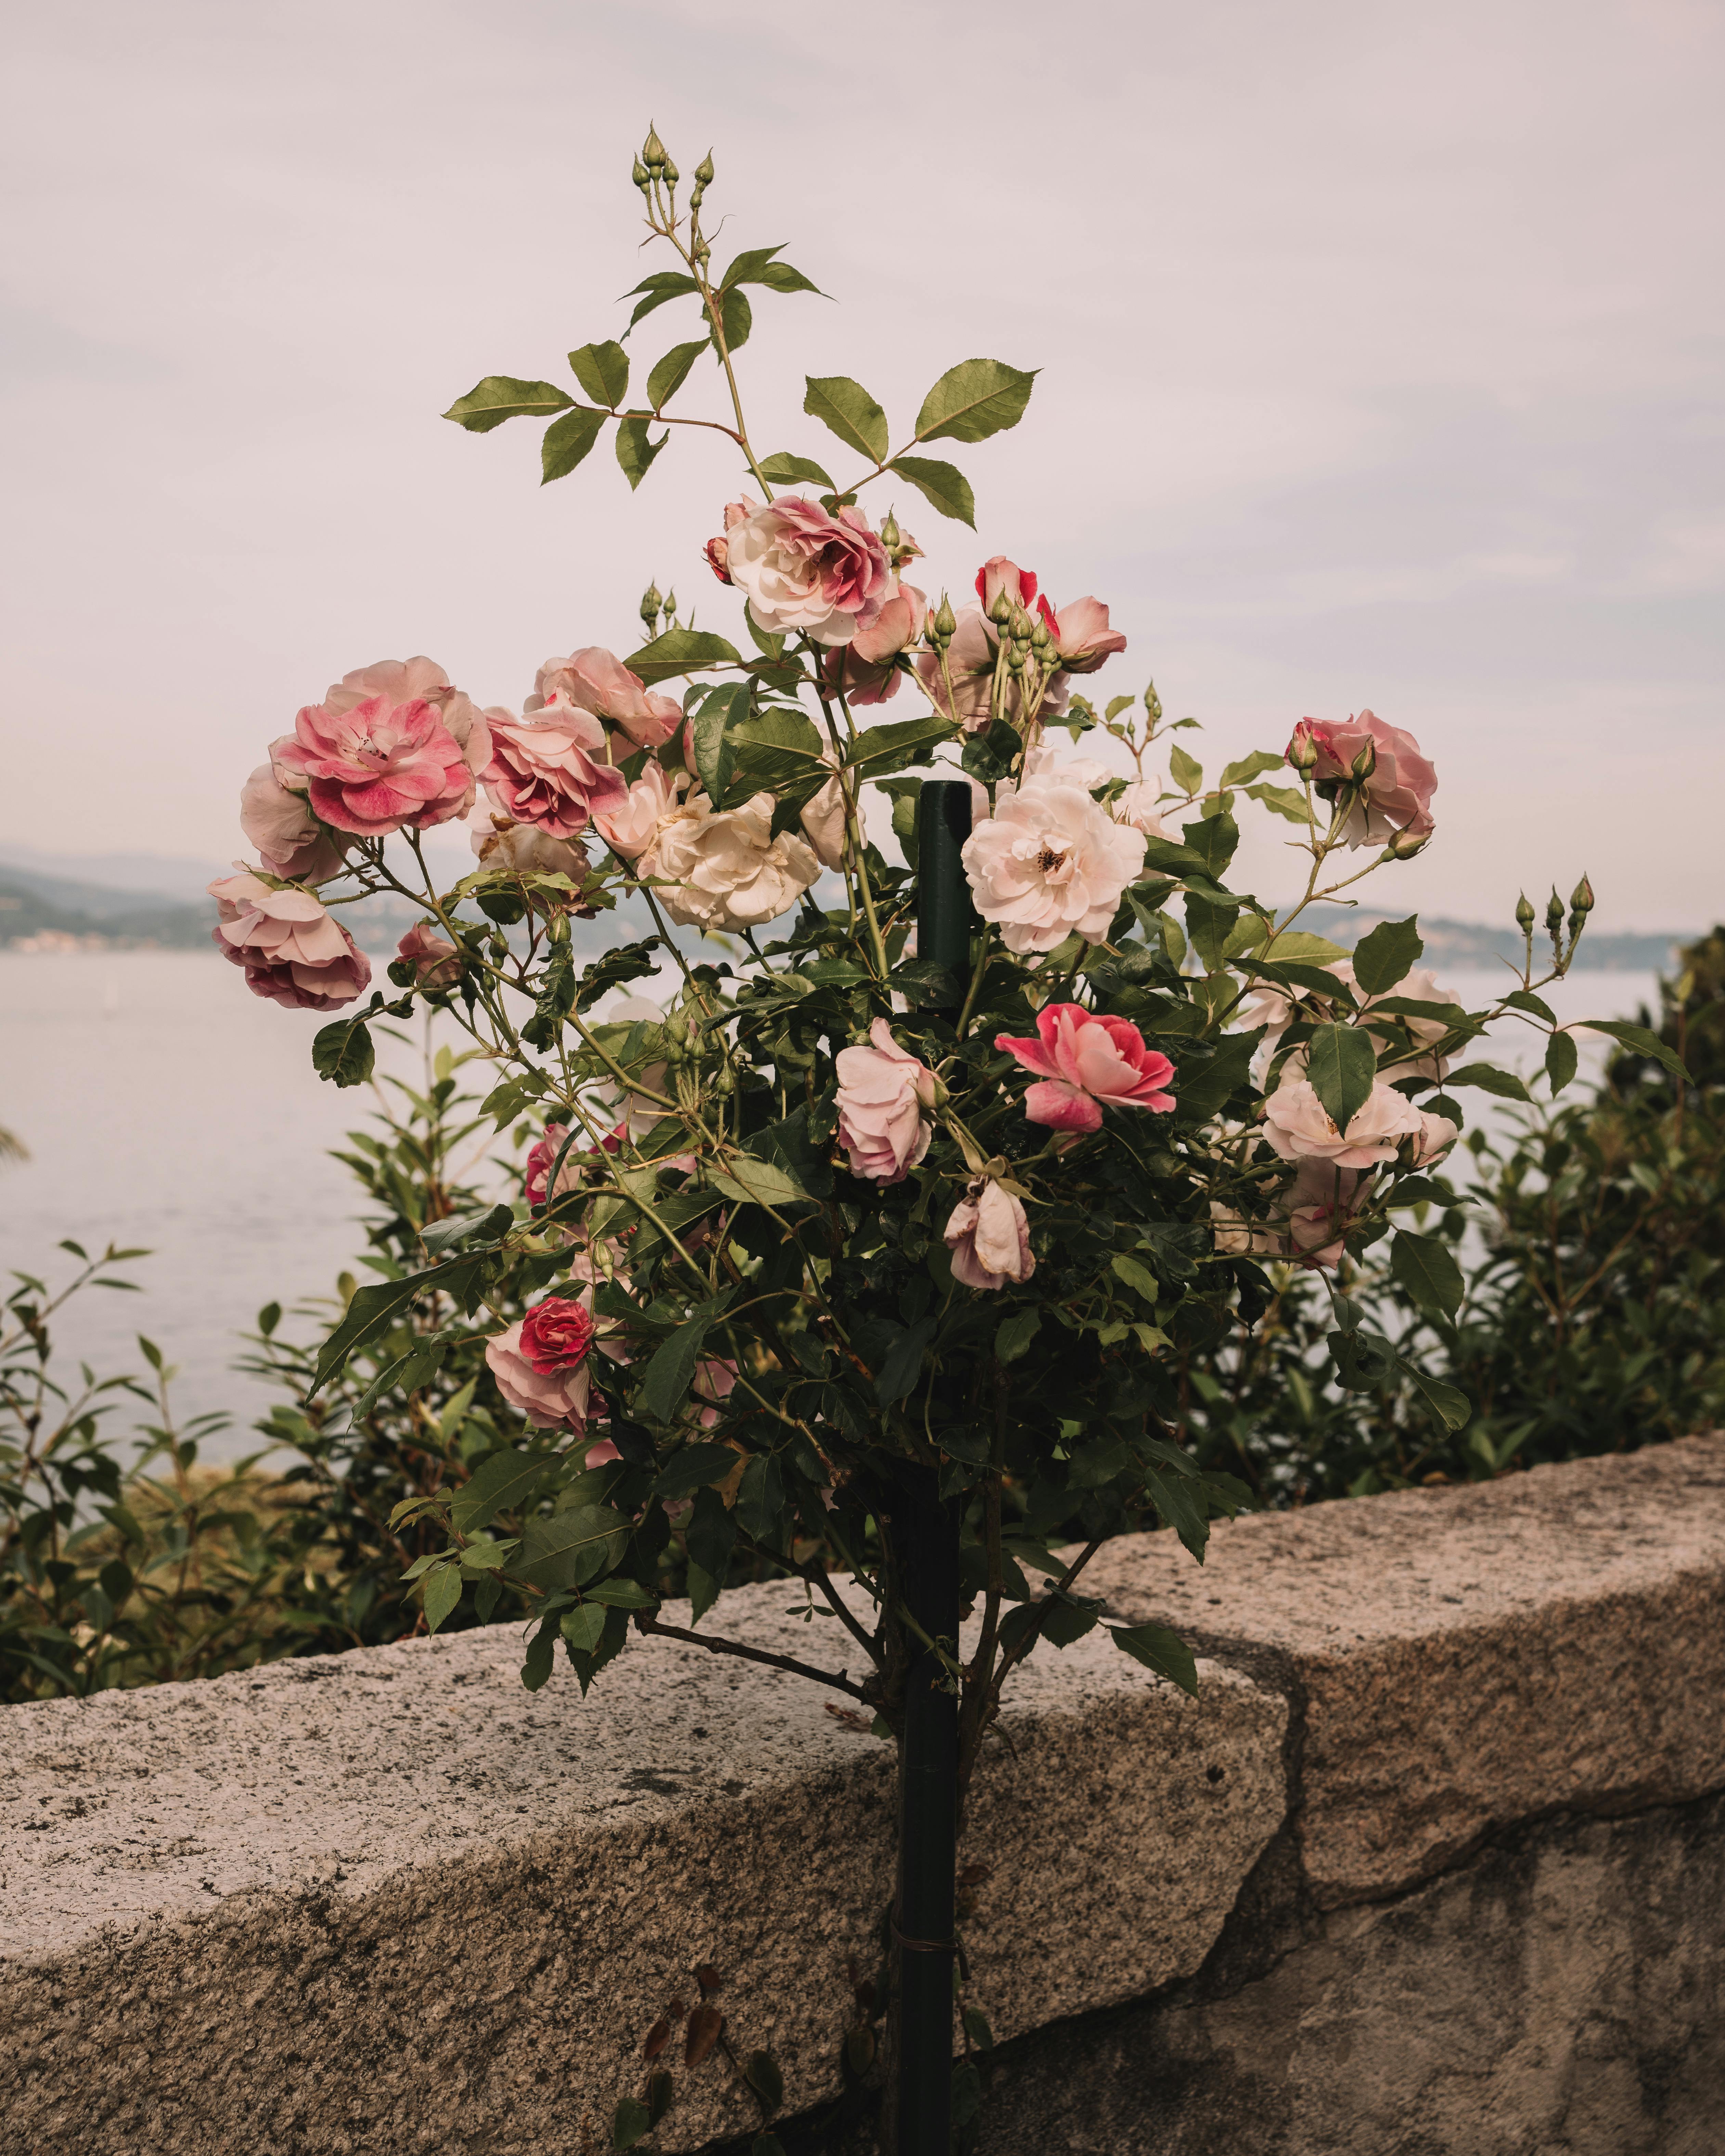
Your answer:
642;125;668;173
695;152;715;186
1515;892;1536;935
1569;874;1594;916
1545;887;1565;935
640;581;664;628
934;594;957;642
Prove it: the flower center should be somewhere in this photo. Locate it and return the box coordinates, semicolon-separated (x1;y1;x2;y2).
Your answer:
1036;845;1068;874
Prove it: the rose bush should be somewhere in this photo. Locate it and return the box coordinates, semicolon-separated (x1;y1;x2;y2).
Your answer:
219;128;1639;2156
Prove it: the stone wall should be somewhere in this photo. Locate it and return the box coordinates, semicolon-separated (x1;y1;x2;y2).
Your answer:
4;1437;1723;2155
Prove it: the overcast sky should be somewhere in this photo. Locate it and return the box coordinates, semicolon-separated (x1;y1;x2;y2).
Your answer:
3;0;1720;929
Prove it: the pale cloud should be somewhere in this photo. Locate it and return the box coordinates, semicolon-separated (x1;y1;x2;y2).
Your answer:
0;0;1720;931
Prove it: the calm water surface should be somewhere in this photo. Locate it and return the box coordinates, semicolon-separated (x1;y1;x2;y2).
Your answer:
0;953;1659;1457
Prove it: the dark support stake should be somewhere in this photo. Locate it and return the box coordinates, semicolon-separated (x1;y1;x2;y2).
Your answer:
889;777;975;2152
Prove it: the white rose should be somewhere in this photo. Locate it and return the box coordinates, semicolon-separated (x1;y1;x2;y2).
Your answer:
592;763;683;861
1262;1072;1425;1170
1112;779;1171;838
470;816;592;881
645;791;820;931
1020;743;1112;789
960;773;1146;954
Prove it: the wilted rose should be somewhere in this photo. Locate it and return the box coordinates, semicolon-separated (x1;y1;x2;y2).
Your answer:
962;774;1146;953
470;815;593;882
482;701;630;839
239;764;348;884
944;1179;1035;1291
724;495;891;644
528;647;681;750
209;869;371;1011
645;792;821;930
835;1019;937;1182
996;1003;1176;1133
702;498;752;585
1287;710;1437;850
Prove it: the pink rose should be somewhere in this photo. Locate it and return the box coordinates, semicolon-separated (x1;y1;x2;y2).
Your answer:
1282;1160;1366;1270
996;1003;1176;1133
519;1294;595;1373
239;763;348;885
1262;1072;1425;1170
395;922;461;990
975;557;1039;612
271;690;477;839
525;1122;587;1210
319;657;495;789
725;495;891;645
528;647;682;750
592;762;682;861
798;750;850;872
702;498;752;585
482;700;630;840
835;1019;938;1183
1414;1111;1460;1166
585;1437;623;1467
1287;710;1437;850
913;604;1071;732
1111;780;1171;838
962;774;1146;953
818;582;928;705
944;1179;1035;1291
486;1308;592;1430
1035;594;1127;676
208;869;372;1011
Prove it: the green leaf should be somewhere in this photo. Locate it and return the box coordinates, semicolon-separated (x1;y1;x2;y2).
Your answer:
620;270;700;335
887;455;975;527
758;450;835;491
845;713;958;775
541;405;608;484
647;338;708;411
639;1314;714;1423
1184;892;1239;973
575;936;662;1013
1218;749;1286;787
1579;1019;1689;1085
312;1014;375;1088
1256;930;1352;963
737;1452;786;1543
711;285;752;353
443;375;575;432
710;1155;810;1209
1503;988;1557;1024
803;375;889;463
612;2096;651;2151
625;627;741;684
1307;1023;1378;1134
1443;1063;1531;1101
1110;1254;1159;1304
421;1563;463;1634
1168;744;1204;795
725;707;827;809
1170;1031;1257;1122
1390;1230;1464;1319
587;1577;658;1610
913;358;1037;444
722;244;821;298
516;1504;631;1590
1143;1465;1209;1562
1545;1029;1579;1096
875;1318;936;1407
311;1258;480;1395
451;1448;557;1536
560;1603;607;1656
743;2049;786;2112
653;1441;739;1502
1111;1621;1198;1696
521;1618;557;1691
962;2007;995;2052
421;1201;514;1256
1401;1359;1472;1432
1183;810;1238;878
615;415;669;489
689;680;747;802
1351;916;1424;996
1246;780;1313;824
994;1307;1040;1363
567;340;629;407
684;1486;736;1598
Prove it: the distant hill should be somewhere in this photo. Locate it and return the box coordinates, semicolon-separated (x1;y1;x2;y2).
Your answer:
1298;905;1683;974
0;872;212;951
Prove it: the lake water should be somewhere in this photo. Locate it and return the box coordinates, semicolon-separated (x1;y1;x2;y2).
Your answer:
0;953;1660;1459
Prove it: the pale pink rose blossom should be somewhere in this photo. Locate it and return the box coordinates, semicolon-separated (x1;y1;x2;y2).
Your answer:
1020;743;1112;789
1282;1160;1366;1270
1287;710;1437;850
944;1179;1035;1291
818;582;928;705
702;498;752;584
799;750;850;871
528;647;682;750
584;1437;623;1467
913;603;1071;732
962;775;1146;953
482;698;630;840
271;690;476;838
239;764;348;884
209;870;371;1011
645;792;820;930
1111;780;1172;838
725;495;891;644
1413;1111;1461;1165
1210;1202;1281;1257
395;922;461;990
1035;593;1128;675
996;1003;1177;1133
835;1020;938;1182
318;656;495;790
593;761;683;861
1262;1072;1425;1170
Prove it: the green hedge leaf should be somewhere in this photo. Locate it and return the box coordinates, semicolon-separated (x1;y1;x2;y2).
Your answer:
1390;1229;1464;1318
1579;1019;1689;1084
451;1448;557;1536
312;1015;375;1089
517;1504;631;1590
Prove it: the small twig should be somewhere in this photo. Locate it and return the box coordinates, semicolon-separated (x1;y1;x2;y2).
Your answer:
638;1615;868;1700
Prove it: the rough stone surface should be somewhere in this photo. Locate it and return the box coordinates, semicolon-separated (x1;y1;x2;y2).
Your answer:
0;1580;1284;2155
961;1793;1725;2156
1082;1433;1725;1903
